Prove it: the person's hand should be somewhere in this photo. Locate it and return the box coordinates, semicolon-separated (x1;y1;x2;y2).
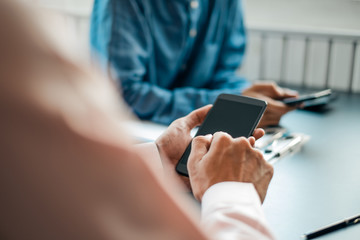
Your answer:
155;105;265;190
188;132;273;203
242;82;298;127
155;105;212;189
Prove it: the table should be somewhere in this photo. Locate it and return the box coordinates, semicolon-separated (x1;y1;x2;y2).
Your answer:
262;93;360;240
127;93;360;239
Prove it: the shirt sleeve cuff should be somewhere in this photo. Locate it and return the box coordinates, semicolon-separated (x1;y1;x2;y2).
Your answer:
201;182;275;239
201;182;264;219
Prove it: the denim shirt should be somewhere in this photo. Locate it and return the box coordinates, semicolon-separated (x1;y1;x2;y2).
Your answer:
90;0;249;125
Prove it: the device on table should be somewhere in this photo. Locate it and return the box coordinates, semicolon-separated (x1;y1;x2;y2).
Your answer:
283;89;332;106
175;94;267;177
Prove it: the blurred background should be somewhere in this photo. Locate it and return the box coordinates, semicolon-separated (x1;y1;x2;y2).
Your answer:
23;0;360;93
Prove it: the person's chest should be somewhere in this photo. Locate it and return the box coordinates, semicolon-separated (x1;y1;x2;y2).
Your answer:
142;0;230;88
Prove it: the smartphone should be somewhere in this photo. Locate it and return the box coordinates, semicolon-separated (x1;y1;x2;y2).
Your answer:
283;89;332;106
175;94;267;176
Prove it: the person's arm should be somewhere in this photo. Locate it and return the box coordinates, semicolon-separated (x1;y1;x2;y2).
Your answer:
206;1;250;92
90;0;239;125
186;131;275;239
202;182;275;240
134;142;164;174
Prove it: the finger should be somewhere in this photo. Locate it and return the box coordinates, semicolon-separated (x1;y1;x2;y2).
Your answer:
252;82;275;91
233;137;253;152
248;136;256;147
254;82;284;99
269;83;285;98
283;88;299;98
252;128;265;140
188;134;213;163
183;105;212;131
206;132;233;156
244;84;295;114
269;83;299;100
265;83;298;100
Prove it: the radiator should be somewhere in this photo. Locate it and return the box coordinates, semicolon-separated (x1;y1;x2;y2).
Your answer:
241;26;360;93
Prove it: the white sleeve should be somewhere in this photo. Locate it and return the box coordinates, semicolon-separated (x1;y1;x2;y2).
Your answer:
201;182;275;240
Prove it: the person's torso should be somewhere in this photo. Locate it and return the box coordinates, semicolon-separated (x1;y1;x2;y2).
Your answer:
139;0;235;89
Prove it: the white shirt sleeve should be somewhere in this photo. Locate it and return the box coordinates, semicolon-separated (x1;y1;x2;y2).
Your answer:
201;182;275;240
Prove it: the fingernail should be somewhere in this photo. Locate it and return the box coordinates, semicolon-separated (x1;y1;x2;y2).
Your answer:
204;134;213;140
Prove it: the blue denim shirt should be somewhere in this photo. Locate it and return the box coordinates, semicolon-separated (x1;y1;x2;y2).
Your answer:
90;0;249;125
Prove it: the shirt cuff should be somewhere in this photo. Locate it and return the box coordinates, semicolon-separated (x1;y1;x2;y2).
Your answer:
201;182;275;240
201;182;264;220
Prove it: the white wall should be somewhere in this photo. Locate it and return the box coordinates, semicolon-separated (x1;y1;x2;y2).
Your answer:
242;0;360;93
244;0;360;34
26;0;93;15
29;0;360;32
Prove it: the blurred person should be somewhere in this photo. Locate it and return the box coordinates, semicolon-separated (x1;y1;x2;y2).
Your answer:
0;1;275;239
90;0;298;126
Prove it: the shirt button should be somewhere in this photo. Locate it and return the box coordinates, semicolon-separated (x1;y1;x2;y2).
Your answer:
189;29;197;37
190;1;199;9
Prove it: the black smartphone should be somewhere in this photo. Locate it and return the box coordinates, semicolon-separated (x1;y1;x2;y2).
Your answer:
175;94;267;176
283;89;332;106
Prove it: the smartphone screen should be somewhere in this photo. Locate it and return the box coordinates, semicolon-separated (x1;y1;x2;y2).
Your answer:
176;94;267;176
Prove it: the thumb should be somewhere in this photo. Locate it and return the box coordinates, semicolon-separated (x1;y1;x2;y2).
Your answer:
184;105;212;130
282;88;299;98
188;134;212;165
270;84;286;98
252;128;265;140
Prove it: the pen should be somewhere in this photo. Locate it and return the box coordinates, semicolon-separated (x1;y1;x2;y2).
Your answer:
273;135;302;158
302;214;360;239
265;135;302;163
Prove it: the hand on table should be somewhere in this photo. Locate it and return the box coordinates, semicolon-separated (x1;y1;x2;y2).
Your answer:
188;132;273;203
155;105;265;191
242;82;298;127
